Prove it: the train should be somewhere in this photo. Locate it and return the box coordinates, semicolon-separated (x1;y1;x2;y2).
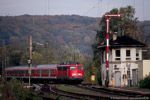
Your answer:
4;62;84;83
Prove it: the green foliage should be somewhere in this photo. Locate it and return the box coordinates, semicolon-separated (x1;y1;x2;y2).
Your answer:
57;85;90;93
9;50;22;66
139;76;150;89
97;67;102;86
96;6;139;44
19;93;41;100
84;63;92;82
2;78;24;100
1;78;41;100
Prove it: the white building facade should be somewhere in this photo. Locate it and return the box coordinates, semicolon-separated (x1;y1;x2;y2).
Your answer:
99;35;145;87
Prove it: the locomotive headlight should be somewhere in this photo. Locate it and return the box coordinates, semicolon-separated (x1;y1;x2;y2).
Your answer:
72;73;77;76
78;73;82;76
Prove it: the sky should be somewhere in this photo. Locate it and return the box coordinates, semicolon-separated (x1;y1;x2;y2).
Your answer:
0;0;150;21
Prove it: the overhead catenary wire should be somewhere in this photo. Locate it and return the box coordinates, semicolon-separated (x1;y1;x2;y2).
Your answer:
83;1;101;17
48;0;49;15
143;0;145;21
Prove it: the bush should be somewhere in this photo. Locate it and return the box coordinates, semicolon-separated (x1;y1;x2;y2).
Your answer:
139;76;150;89
1;78;42;100
2;78;24;100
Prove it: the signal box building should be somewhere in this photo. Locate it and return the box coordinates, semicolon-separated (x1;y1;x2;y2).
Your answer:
98;35;145;87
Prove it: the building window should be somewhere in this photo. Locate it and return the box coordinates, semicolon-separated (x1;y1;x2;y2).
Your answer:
126;50;131;60
116;50;120;57
115;50;120;60
126;50;130;56
136;49;139;60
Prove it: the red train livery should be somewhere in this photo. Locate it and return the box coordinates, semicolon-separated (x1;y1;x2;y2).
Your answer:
5;63;84;83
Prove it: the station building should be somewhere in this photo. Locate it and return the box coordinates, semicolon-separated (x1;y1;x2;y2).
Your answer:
98;34;145;87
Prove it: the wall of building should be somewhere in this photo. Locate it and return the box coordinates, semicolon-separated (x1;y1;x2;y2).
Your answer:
101;47;142;87
138;61;143;80
143;60;150;77
138;60;150;81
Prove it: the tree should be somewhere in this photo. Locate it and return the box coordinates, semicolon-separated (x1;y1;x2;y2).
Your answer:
96;6;140;43
9;50;22;66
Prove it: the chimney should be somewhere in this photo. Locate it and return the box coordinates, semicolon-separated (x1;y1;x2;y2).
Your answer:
113;33;117;41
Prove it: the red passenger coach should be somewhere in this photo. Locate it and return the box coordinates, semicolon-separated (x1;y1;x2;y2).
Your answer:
5;63;84;83
5;64;58;82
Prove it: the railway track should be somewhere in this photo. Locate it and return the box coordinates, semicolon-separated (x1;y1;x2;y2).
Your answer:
75;84;150;99
35;84;125;100
74;84;144;97
33;83;149;100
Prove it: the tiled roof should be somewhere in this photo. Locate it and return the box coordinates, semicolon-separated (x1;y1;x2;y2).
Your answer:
98;35;145;48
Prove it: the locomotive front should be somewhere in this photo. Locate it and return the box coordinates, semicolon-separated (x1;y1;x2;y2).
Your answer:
69;64;84;83
57;62;84;83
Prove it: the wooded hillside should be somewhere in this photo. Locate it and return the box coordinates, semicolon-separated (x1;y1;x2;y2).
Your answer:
0;15;101;55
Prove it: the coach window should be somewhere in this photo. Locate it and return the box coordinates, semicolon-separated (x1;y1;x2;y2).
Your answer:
41;70;49;74
50;69;55;74
9;71;11;75
58;67;62;70
31;70;35;75
14;70;17;75
21;70;24;75
36;70;40;74
24;70;28;74
18;70;21;76
78;66;83;70
70;67;76;70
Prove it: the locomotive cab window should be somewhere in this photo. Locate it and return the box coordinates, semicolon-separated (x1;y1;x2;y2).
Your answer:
78;66;83;70
70;66;76;70
63;67;67;70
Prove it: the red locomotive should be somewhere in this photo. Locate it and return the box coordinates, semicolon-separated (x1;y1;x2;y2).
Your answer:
5;62;84;83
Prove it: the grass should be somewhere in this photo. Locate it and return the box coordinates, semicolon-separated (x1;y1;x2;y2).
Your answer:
125;86;139;88
57;85;90;93
125;86;150;90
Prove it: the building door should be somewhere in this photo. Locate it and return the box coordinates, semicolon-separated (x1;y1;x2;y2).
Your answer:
115;71;121;86
132;69;137;86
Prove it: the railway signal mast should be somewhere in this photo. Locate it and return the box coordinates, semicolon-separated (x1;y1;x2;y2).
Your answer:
104;14;120;87
28;36;32;86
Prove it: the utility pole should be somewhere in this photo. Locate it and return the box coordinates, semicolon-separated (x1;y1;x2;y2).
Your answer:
2;40;6;78
45;42;49;64
28;36;32;86
73;36;77;62
104;14;120;87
